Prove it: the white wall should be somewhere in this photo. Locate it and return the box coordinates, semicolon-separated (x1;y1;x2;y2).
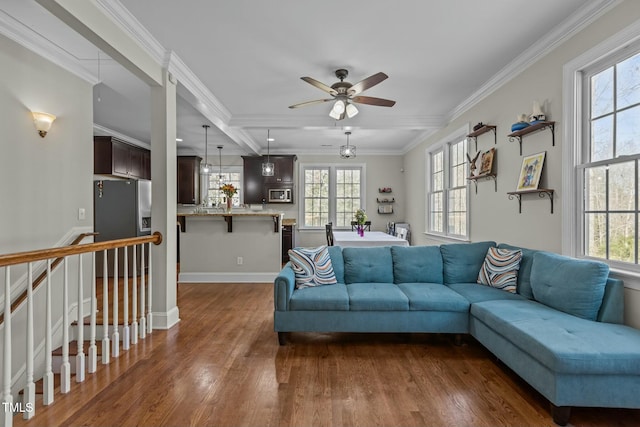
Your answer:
402;1;640;328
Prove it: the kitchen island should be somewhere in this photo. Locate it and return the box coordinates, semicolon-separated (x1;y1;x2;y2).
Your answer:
177;209;284;283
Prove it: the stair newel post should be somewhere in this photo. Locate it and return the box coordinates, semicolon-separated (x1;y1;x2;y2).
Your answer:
139;243;146;339
24;263;35;418
131;244;138;345
75;254;85;383
102;250;110;364
3;267;13;427
60;257;71;394
112;248;119;358
123;246;130;351
43;259;54;405
88;252;97;374
147;242;152;334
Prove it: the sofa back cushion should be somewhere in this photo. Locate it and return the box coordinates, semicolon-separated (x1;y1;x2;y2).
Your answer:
497;243;540;299
391;245;443;284
530;252;609;321
343;247;394;284
327;246;345;283
440;241;496;284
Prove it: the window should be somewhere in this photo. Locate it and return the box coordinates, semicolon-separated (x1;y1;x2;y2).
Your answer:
300;165;364;228
426;132;468;239
206;167;242;207
580;50;640;266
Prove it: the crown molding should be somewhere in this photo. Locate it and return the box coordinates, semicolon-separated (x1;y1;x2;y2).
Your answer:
230;114;445;130
93;123;150;149
400;129;440;154
0;10;98;84
446;0;622;124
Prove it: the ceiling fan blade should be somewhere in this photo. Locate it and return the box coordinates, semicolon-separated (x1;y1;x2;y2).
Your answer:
300;77;338;95
288;98;333;109
352;95;396;107
348;72;388;96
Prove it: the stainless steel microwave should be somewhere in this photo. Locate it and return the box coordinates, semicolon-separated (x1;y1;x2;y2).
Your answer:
268;188;292;203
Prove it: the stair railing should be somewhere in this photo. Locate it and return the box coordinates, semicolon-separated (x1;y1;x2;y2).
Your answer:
0;232;162;426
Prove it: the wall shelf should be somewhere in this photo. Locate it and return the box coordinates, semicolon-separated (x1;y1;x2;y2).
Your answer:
467;125;496;151
507;189;554;214
377;188;394;214
467;173;497;193
508;121;555;155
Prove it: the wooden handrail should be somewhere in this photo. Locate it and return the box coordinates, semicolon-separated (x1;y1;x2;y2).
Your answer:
0;232;162;268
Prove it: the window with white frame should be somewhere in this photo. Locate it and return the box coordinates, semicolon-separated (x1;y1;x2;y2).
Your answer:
580;49;640;266
207;167;242;207
426;134;468;239
300;165;364;228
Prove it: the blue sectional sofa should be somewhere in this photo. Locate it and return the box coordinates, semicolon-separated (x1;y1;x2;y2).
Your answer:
273;241;640;425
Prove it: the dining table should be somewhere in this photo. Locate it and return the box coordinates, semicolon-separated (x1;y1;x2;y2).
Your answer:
333;231;409;247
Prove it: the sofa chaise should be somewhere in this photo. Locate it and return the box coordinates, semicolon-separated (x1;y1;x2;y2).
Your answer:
273;241;640;425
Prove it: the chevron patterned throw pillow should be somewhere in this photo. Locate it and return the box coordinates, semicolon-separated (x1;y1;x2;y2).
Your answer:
289;246;338;289
477;247;523;293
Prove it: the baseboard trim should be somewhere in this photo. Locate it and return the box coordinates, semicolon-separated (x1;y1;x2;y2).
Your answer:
178;272;278;283
152;306;180;330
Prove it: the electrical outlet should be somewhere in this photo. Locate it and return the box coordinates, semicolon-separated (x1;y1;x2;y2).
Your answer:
78;208;86;220
237;257;243;265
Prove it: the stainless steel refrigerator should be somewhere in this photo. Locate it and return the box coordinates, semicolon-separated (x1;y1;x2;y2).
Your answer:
94;179;151;276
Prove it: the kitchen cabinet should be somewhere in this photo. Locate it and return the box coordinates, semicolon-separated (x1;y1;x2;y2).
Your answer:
177;156;202;205
263;155;296;183
94;136;151;180
242;155;296;204
282;223;295;263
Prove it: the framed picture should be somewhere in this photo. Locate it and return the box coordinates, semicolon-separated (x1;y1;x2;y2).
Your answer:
479;148;495;175
516;151;546;191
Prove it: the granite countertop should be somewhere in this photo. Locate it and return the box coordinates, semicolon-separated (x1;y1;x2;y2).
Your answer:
177;210;283;217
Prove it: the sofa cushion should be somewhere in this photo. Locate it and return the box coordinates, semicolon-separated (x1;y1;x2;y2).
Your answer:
289;246;338;289
530;252;609;321
448;283;525;304
497;243;540;299
289;283;349;311
397;283;469;312
477;247;522;293
327;245;345;284
391;246;443;284
347;283;409;311
471;299;640;375
343;247;394;284
440;241;496;284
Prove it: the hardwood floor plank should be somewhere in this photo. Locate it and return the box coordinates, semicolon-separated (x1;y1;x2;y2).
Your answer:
14;283;640;427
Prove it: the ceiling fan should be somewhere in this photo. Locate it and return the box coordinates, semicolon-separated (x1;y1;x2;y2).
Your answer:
289;69;396;120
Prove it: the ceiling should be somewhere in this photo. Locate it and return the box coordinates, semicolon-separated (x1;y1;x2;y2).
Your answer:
2;0;600;157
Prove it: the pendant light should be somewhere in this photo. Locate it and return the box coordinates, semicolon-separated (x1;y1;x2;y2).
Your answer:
200;125;212;174
340;131;356;159
217;145;224;184
262;129;275;176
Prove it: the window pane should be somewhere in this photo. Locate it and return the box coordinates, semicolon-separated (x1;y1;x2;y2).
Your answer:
591;67;614;117
591;115;613;161
585;166;607;212
617;52;640;110
609;213;635;263
585;213;607;259
433;171;443;191
609;162;635;211
616;106;640;156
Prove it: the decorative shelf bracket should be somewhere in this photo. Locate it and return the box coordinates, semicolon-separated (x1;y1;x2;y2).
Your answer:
508;121;555;155
223;215;233;232
468;174;497;194
507;189;554;214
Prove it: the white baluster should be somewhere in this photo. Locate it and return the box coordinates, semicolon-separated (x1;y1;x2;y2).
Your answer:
147;242;153;334
24;263;35;419
43;259;54;405
88;252;97;374
131;244;138;345
123;246;130;350
102;250;110;364
139;243;146;339
3;267;13;427
75;254;85;383
60;258;71;394
112;247;119;358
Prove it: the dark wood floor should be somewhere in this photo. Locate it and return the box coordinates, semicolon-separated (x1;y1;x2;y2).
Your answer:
15;283;640;427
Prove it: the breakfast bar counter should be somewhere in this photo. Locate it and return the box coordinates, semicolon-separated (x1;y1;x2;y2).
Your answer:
177;210;283;233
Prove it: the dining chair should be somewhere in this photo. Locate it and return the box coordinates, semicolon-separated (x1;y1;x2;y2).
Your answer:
325;222;334;246
396;226;408;241
350;220;371;231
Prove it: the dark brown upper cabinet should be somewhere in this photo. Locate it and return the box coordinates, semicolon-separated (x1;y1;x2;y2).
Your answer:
94;136;151;180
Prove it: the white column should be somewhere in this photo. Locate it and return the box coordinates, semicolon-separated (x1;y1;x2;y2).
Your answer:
150;69;180;330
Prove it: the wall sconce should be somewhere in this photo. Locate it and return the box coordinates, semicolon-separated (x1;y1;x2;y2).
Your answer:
31;111;56;138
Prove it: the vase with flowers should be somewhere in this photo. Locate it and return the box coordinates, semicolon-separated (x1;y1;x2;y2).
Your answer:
354;208;367;237
220;183;237;212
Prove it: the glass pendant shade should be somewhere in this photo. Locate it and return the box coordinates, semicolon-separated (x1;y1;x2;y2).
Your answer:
329;108;341;120
332;99;345;114
340;131;356;159
262;129;275;176
200;124;211;175
346;103;359;118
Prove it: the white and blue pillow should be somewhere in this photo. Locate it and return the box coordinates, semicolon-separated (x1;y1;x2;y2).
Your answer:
289;246;337;289
477;247;523;293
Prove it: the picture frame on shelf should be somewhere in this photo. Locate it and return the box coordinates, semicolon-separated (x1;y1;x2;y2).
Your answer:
516;151;546;191
479;148;495;175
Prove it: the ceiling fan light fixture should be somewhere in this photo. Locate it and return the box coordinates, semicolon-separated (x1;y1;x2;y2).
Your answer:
340;131;356;159
346;103;359;118
332;99;346;115
328;109;341;120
